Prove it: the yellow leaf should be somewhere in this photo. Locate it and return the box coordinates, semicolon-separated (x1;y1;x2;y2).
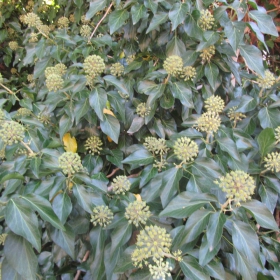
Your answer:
107;136;113;142
103;108;115;117
63;133;77;153
133;194;142;201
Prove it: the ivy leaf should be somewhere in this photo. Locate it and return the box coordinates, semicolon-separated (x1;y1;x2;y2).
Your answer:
180;256;211;280
258;108;280;129
224;21;245;51
170;82;194;107
104;75;130;96
160;167;183;208
240;200;278;230
249;11;278;36
122;149;154;166
236;95;257;113
217;136;240;161
109;9;129;34
169;3;189;30
73;185;97;213
239;44;264;76
20;194;65;231
100;114;120;144
50;224;75;259
144;0;158;14
86;0;107;20
1;258;25;280
59;114;73;140
5;199;41;251
131;4;148;25
89;87;107;121
4;234;38;280
127;116;145;134
205;63;219;89
166;36;187;57
52;193;72;225
146;12;168;34
257;128;275;158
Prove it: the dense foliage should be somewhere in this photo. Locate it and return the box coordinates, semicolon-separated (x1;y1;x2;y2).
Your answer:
0;0;280;279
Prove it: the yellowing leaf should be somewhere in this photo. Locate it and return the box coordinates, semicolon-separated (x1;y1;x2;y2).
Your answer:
107;136;113;142
133;194;142;201
63;133;77;153
103;108;116;117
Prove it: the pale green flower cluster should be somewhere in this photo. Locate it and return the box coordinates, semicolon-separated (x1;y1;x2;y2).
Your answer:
163;55;183;77
57;16;69;29
125;200;151;226
136;103;150;117
195;111;221;134
257;70;276;89
200;45;215;63
198;9;215;31
0;121;25;145
215;170;255;205
264;152;280;173
173;137;198;163
83;55;105;79
110;62;124;77
9;41;19;51
144;137;169;155
45;63;66;92
58;152;83;175
85;136;103;154
204;96;225;113
149;258;172;280
15;108;32;117
90;205;113;227
180;66;196;81
80;25;91;37
112;175;131;194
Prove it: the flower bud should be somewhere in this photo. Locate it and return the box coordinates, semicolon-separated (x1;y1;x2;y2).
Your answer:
257;70;276;89
163;55;183;77
83;55;105;78
112;175;131;194
85;136;103;154
125;200;151;226
0;121;25;145
90;205;113;227
80;25;91;37
173;137;198;163
136;103;150;117
57;16;69;29
46;73;64;91
110;62;124;77
58;152;83;175
198;9;215;31
204;95;224;113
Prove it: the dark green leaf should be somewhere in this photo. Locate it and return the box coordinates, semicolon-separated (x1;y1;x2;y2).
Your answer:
249;11;278;36
52;193;72;224
205;260;226;280
170;82;194;107
5;199;41;251
144;0;158;13
166;36;187;57
50;224;75;259
127;116;145;134
4;234;38;280
257;128;275;158
224;21;245;51
139;164;158;188
205;63;219;89
146;12;168;34
237;95;257;113
59;114;73;140
21;194;65;230
241;200;278;230
109;9;129;34
122;149;154;166
100;114;120;144
217;136;240;161
104;75;130;96
258;108;280;129
239;44;264;76
259;184;278;214
73;185;96;213
1;258;24;280
89;87;107;121
86;0;107;20
131;4;148;25
169;3;189;30
30;157;41;178
0;172;24;183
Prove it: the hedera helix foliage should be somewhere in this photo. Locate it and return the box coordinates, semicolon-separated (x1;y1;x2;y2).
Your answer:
0;0;279;279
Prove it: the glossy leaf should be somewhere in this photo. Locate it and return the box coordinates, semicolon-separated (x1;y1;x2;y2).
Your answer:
109;9;129;34
100;114;120;144
169;3;189;30
257;128;275;158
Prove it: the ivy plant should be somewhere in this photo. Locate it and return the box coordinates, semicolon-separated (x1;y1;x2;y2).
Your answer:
0;0;280;279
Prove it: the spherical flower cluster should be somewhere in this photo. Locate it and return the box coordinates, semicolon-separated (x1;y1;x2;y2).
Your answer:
227;106;246;123
80;25;91;37
136;103;150;117
173;137;198;163
9;41;19;51
0;109;5;123
111;175;131;194
46;73;64;91
58;152;83;175
7;28;16;36
110;62;124;77
125;200;151;226
69;14;75;23
0;233;7;245
54;63;67;76
16;108;32;117
163;55;183;77
131;225;172;267
256;70;276;89
19;14;27;24
200;45;215;63
83;55;105;78
214;170;256;205
149;258;172;280
85;136;103;154
37;112;51;125
180;66;196;81
81;15;91;25
198;9;215;31
90;205;113;227
24;12;42;28
126;54;135;64
49;24;56;31
29;33;38;43
204;95;224;113
264;152;280;173
57;16;69;29
195;111;221;133
37;4;49;13
10;68;17;74
144;137;169;155
275;126;280;144
38;24;50;36
27;74;34;82
0;121;25;145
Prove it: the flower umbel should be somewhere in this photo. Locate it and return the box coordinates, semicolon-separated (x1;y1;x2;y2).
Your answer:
204;95;224;113
9;41;19;51
83;55;105;78
195;111;221;134
132;225;172;267
85;136;103;154
0;121;25;145
16;108;32;118
144;137;169;155
57;16;69;29
59;152;83;176
163;55;183;77
200;45;215;63
149;258;172;280
264;152;280;173
275;126;280;144
80;25;91;37
46;74;64;91
180;66;196;81
174;137;198;163
90;205;113;227
198;9;215;31
112;175;131;194
24;12;42;27
136;103;150;117
257;70;276;89
227;106;246;128
125;200;151;226
110;62;124;77
215;170;256;206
